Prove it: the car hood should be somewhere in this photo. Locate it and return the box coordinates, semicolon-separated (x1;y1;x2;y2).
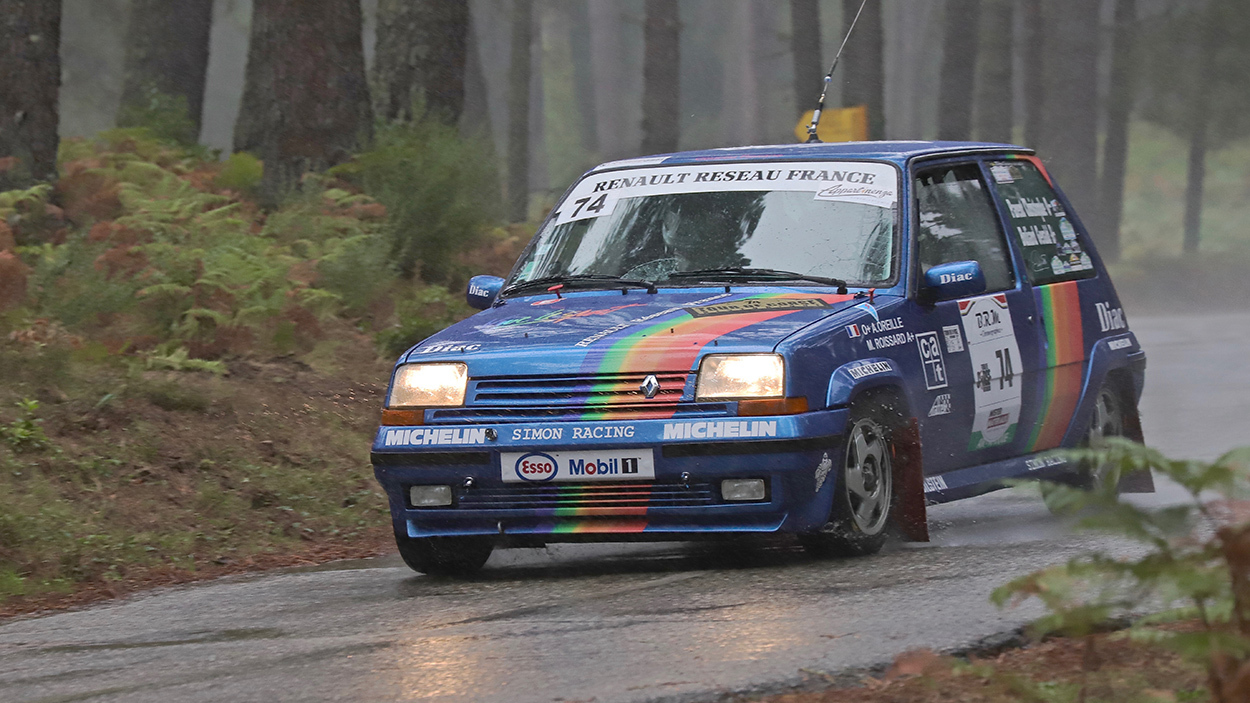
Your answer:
403;288;864;376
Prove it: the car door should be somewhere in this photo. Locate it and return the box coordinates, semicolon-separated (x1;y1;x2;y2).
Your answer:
983;157;1099;454
911;161;1042;475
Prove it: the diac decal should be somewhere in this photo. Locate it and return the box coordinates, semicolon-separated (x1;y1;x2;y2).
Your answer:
684;297;832;318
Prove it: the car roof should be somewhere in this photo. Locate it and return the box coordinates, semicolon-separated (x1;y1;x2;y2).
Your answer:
591;141;1034;172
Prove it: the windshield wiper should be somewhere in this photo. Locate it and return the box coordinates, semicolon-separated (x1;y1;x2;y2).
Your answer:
665;267;848;294
501;274;657;297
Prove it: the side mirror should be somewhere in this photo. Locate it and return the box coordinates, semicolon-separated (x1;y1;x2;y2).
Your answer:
920;261;986;304
466;275;504;310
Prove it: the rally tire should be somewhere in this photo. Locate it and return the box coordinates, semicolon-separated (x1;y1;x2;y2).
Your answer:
395;534;494;577
1073;378;1131;492
800;396;899;558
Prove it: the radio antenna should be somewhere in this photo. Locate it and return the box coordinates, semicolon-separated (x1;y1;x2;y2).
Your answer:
805;0;869;144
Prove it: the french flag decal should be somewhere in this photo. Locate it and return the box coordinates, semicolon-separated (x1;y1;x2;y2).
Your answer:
846;324;861;338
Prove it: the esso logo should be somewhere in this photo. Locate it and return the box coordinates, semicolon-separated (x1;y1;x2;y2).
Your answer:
515;452;558;482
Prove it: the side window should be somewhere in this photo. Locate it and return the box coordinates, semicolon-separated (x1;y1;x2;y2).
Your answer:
914;164;1016;292
987;160;1095;285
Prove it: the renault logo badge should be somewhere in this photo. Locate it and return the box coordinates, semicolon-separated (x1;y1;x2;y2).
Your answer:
640;375;661;399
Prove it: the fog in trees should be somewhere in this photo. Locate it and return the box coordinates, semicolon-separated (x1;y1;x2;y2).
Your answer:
117;0;213;143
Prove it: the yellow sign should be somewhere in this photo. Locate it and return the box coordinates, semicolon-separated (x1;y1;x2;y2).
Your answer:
795;105;869;143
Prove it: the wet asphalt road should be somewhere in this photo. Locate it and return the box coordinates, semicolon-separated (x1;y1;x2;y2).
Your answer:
2;313;1248;703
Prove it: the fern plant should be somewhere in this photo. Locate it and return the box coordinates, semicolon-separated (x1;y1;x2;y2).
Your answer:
994;439;1250;703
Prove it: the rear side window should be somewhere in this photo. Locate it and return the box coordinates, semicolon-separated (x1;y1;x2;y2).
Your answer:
914;164;1015;292
987;160;1095;285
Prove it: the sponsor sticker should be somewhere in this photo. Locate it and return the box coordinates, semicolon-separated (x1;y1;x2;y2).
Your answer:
662;420;777;441
923;475;949;493
1107;337;1133;351
943;325;965;353
684;297;832;318
1096;302;1126;332
959;294;1022;451
916;331;949;390
846;360;893;380
854;301;880;321
553;161;899;225
1025;455;1066;472
990;164;1015;184
814;452;833;493
415;342;482;355
928;393;952;417
501;449;656;483
383;427;489;447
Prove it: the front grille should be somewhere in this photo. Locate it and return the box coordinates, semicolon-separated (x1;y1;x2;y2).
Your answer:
426;372;735;424
473;373;689;406
455;481;718;512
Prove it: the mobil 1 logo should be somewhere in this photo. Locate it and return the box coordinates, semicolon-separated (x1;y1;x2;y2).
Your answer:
916;331;948;390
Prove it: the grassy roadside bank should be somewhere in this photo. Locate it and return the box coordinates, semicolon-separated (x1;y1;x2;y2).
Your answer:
0;327;395;617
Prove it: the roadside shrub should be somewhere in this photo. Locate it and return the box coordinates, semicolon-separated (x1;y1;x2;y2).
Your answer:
375;285;472;357
115;86;200;148
214;152;264;194
0;399;50;452
332;117;501;283
994;439;1250;703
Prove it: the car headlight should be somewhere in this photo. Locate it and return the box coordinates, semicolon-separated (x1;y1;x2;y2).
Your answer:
387;363;468;408
696;354;785;400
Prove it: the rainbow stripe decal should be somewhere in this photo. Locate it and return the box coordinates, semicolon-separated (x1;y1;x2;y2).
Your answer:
577;292;852;422
1028;281;1085;451
530;292;851;532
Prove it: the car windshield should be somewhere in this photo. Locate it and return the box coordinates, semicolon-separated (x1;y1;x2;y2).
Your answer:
510;160;899;288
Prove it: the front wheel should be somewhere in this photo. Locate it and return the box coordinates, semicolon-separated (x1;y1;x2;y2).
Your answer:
395;534;494;577
800;402;897;558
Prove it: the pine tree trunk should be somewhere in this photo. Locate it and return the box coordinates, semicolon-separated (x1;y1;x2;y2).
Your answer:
1021;0;1044;148
790;0;822;117
1096;0;1137;262
974;0;1012;143
566;0;599;156
938;0;981;141
1183;3;1219;255
1038;0;1099;221
506;0;533;222
117;0;213;140
234;0;373;207
373;0;469;125
0;0;61;189
841;0;884;140
640;0;680;155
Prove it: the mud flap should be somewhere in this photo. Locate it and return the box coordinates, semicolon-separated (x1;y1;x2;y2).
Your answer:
1116;403;1156;494
892;418;929;541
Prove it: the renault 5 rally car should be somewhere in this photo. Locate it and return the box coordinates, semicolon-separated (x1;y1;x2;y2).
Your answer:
371;141;1149;576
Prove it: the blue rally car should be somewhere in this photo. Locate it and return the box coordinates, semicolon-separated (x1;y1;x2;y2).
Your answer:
371;142;1149;576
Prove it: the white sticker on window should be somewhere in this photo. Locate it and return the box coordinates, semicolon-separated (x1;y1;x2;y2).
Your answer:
552;161;899;225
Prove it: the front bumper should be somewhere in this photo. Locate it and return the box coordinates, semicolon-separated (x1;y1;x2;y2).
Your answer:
371;410;849;541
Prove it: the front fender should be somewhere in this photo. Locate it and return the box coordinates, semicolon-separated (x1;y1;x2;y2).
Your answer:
826;358;908;408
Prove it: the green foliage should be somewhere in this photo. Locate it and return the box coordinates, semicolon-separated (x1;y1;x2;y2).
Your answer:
0;399;50;452
994;439;1250;701
332;117;501;283
115;85;200;148
215;152;264;193
375;285;472;357
143;347;227;375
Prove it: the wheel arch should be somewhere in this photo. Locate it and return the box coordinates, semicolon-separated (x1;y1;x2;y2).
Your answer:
837;380;930;543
